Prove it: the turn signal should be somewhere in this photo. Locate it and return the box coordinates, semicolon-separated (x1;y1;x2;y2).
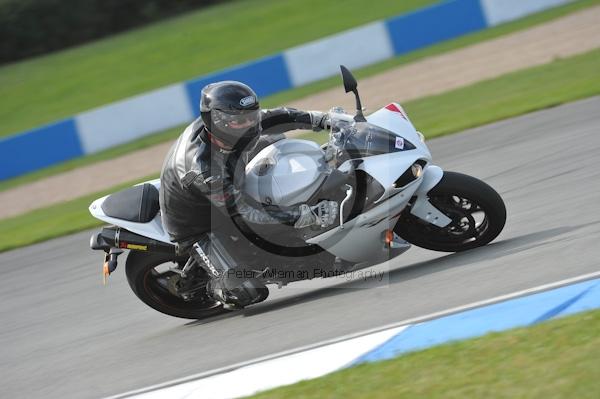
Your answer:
384;229;394;246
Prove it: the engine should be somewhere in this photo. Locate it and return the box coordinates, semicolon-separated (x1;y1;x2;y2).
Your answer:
244;139;328;207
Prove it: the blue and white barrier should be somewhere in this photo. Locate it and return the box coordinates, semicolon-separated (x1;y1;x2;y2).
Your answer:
0;0;572;180
283;22;395;87
107;273;600;399
76;84;195;154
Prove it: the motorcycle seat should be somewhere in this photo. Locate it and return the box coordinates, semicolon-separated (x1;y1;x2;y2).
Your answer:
101;183;159;223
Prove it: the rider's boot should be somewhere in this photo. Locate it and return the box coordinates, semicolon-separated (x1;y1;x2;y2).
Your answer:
190;233;268;309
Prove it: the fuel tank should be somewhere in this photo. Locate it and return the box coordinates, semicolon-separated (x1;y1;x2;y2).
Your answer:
244;139;328;207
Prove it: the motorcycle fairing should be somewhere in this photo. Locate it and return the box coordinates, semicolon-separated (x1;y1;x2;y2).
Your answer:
367;103;429;157
304;104;451;262
306;163;450;262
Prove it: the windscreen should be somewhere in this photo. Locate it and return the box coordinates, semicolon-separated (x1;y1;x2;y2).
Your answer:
326;116;415;166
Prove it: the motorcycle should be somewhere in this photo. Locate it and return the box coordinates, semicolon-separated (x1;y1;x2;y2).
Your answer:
89;66;506;319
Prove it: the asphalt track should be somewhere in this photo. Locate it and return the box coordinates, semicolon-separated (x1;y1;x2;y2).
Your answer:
1;97;600;398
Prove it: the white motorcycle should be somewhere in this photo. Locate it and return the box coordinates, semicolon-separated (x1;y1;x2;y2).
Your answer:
89;66;506;319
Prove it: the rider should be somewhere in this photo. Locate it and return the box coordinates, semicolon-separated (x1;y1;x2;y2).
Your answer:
160;81;338;309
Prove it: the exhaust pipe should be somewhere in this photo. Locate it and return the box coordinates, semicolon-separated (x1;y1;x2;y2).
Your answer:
90;226;177;255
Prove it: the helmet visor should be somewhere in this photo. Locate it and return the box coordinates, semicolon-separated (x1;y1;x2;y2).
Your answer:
212;109;260;136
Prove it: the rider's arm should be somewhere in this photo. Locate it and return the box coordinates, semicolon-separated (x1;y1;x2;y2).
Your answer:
188;171;300;225
260;107;328;135
188;171;337;228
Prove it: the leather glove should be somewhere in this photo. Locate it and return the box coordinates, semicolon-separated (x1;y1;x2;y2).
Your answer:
294;200;338;229
309;111;330;131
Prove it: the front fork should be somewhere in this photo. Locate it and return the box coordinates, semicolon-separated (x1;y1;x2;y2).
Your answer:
409;165;452;228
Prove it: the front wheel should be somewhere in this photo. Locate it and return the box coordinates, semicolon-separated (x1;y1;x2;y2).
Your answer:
125;251;227;319
395;171;506;252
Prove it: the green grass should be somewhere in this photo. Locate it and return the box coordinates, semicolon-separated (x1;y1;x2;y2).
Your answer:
248;309;600;399
1;0;598;193
403;49;600;138
1;48;599;252
0;0;434;137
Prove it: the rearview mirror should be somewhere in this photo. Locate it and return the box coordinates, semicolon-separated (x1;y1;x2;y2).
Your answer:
340;65;357;93
339;65;365;122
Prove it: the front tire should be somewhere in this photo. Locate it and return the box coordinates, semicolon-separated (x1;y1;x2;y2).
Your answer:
125;251;227;319
395;171;506;252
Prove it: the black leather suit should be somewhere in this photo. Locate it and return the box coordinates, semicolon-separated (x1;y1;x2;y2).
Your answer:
159;107;317;249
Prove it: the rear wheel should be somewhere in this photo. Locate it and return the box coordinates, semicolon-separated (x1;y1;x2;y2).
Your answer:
395;171;506;252
125;251;227;319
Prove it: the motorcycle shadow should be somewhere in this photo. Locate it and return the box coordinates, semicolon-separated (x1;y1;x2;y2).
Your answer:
187;223;594;324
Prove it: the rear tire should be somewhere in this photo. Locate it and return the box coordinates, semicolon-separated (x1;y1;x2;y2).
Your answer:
395;171;506;252
125;251;227;320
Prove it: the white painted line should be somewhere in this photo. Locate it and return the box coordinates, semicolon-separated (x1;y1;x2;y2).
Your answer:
127;326;408;399
105;270;600;399
105;326;408;399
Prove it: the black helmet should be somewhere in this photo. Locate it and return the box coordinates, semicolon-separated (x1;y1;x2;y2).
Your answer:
200;81;261;150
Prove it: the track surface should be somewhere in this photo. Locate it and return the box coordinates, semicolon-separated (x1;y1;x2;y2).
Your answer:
1;98;600;398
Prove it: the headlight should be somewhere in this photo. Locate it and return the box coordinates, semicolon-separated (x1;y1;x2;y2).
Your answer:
411;163;423;178
394;161;425;188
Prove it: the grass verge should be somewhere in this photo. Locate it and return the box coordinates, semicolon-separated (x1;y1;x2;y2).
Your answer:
401;49;600;138
247;309;600;399
0;0;434;136
1;48;599;252
1;0;598;192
